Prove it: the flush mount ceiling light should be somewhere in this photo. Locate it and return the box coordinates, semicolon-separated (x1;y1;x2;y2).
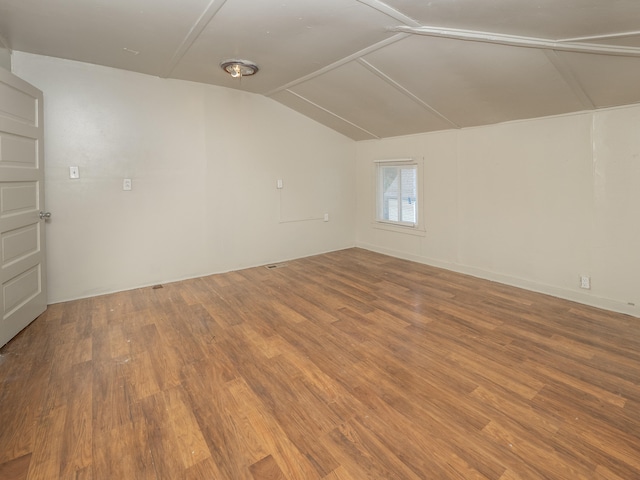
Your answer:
220;59;259;78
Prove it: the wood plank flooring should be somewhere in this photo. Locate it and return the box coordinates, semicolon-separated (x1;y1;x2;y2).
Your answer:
1;248;640;479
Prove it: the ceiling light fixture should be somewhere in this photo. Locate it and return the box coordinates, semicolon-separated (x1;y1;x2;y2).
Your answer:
220;59;259;78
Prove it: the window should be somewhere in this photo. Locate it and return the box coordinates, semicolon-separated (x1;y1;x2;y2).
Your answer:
376;160;418;228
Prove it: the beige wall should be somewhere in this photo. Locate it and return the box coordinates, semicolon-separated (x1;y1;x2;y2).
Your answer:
13;52;356;303
356;108;640;317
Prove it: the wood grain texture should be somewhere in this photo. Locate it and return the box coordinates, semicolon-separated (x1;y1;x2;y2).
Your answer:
1;248;639;479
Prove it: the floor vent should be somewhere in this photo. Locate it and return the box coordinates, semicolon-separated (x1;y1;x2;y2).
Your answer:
152;284;164;289
265;263;288;270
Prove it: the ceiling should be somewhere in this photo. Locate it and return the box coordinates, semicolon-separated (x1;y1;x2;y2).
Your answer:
1;0;640;140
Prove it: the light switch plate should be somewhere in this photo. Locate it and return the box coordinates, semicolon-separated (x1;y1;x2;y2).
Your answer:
69;166;79;179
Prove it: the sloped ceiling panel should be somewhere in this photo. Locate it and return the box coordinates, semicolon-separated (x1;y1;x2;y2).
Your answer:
362;35;589;128
289;61;455;139
270;89;378;141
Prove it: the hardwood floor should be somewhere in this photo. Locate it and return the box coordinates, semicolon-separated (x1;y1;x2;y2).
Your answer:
1;248;640;479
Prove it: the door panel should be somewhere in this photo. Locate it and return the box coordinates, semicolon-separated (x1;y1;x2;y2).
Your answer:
0;80;38;125
1;131;38;166
0;67;47;348
3;224;39;265
1;182;39;213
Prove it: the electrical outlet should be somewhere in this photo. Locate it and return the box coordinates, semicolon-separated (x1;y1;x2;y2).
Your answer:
69;166;80;179
123;178;132;191
580;275;591;289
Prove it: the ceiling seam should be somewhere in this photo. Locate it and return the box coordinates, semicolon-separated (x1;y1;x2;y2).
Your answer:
161;0;229;78
543;50;595;110
283;89;380;140
357;58;460;129
265;33;410;97
558;30;640;43
391;25;640;57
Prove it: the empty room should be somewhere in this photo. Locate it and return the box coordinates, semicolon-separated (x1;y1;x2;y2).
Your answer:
1;1;640;478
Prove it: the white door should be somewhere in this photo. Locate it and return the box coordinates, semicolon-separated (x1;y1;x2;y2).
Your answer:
0;67;48;348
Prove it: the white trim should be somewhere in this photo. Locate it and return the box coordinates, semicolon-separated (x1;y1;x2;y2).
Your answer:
162;0;228;77
48;245;358;304
265;33;409;97
559;30;640;43
391;25;640;58
358;59;459;129
355;0;422;27
372;221;426;236
374;157;415;163
284;89;380;139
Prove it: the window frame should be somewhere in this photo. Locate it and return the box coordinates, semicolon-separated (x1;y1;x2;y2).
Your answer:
373;157;425;236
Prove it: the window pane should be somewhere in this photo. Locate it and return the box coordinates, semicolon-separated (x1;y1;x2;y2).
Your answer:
400;167;417;223
377;163;417;225
381;166;399;221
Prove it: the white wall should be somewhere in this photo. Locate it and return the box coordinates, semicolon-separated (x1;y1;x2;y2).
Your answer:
12;52;356;303
356;107;640;317
10;51;640;316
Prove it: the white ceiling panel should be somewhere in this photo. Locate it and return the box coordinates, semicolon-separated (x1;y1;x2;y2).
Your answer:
2;0;640;139
363;36;588;128
170;0;397;94
289;61;453;138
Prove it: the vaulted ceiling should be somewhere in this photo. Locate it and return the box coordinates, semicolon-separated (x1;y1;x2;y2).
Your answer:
1;0;640;140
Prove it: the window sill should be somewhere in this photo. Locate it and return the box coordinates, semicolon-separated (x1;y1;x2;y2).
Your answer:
372;221;427;237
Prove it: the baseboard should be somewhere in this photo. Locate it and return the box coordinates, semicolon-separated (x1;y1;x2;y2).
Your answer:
356;241;639;319
47;243;358;305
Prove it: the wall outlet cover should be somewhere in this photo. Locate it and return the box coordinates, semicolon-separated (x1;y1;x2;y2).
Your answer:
580;275;591;289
